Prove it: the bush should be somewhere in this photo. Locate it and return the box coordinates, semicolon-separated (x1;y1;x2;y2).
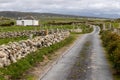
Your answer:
101;31;120;74
0;20;15;26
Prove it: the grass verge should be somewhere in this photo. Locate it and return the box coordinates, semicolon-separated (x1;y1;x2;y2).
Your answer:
0;36;28;45
0;33;76;80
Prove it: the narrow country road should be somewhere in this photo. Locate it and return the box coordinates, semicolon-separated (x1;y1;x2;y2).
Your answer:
40;26;113;80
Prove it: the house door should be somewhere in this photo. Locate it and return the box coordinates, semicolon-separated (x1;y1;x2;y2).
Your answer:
22;21;24;26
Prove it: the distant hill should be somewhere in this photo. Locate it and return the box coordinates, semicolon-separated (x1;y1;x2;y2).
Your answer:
0;11;110;20
0;11;82;19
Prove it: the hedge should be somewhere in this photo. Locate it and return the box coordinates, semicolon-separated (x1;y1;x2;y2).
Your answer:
101;31;120;74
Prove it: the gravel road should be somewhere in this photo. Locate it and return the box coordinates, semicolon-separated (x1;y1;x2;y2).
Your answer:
40;26;113;80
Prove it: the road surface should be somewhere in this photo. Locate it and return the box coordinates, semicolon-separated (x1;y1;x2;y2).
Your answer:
40;26;113;80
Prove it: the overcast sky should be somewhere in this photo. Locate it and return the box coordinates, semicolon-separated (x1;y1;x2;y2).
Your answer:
0;0;120;18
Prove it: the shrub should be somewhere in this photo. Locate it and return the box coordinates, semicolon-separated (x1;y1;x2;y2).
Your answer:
101;31;120;74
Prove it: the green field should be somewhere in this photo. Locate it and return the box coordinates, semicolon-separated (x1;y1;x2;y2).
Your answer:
0;26;40;32
0;36;28;45
0;24;83;32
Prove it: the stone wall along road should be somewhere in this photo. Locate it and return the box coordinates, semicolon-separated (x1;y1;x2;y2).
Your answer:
0;31;70;68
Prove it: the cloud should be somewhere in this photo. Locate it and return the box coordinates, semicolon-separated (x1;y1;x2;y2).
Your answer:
0;0;15;3
0;0;120;18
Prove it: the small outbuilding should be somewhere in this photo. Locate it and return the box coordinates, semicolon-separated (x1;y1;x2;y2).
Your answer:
16;16;39;26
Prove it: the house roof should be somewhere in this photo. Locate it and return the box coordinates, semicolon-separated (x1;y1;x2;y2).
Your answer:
18;16;36;20
23;16;35;20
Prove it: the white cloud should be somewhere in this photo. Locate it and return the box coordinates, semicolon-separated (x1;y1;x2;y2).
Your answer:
0;0;120;18
0;0;15;3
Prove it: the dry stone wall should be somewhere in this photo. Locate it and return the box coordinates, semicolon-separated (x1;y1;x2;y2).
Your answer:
0;30;49;38
113;28;120;34
0;31;70;68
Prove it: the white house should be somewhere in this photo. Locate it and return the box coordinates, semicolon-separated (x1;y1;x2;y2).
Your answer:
16;16;39;26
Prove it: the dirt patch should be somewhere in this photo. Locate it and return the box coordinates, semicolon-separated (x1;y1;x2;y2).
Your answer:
22;34;83;80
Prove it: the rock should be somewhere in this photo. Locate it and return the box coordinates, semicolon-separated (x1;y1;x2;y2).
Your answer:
0;63;3;67
4;59;11;67
0;51;10;67
0;51;6;58
35;43;42;48
9;54;17;63
21;42;27;48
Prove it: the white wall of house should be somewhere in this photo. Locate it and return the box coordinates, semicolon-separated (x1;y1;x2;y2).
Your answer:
34;20;39;26
16;20;39;26
16;20;22;25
